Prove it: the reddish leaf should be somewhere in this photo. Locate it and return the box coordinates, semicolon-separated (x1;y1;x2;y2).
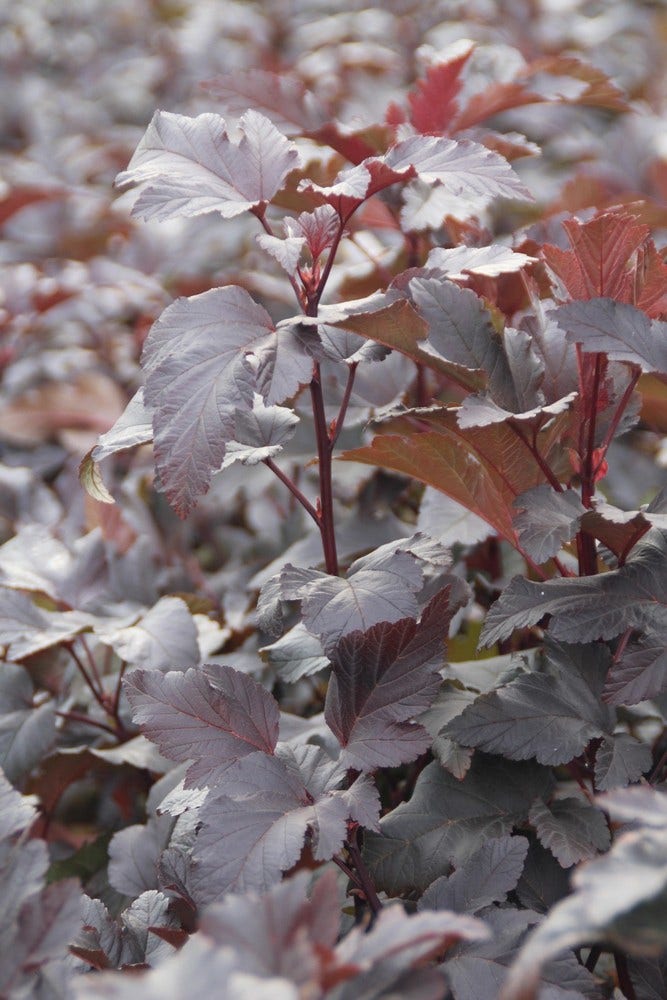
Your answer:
542;210;649;302
406;48;473;135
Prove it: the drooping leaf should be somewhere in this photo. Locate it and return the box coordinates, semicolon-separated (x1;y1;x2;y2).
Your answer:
220;395;299;469
0;663;57;782
325;587;463;770
555;298;667;375
481;528;667;647
124;665;280;787
82;387;153;503
0;587;89;660
501;827;667;1000
515;842;571;915
96;596;200;671
512;485;586;563
364;755;550;895
141;285;311;515
444;907;601;1000
594;734;652;791
419;836;529;914
408;276;517;408
528;797;611;869
446;641;613;766
116;110;300;221
0;769;38;841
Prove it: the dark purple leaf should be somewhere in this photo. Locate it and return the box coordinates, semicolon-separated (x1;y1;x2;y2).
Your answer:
446;641;613;766
124;665;280;787
480;528;667;647
279;534;449;653
602;632;667;706
419;836;529;914
594;734;652;791
364;755;551;895
116;110;300;221
529;797;610;868
444;907;601;1000
325;587;462;770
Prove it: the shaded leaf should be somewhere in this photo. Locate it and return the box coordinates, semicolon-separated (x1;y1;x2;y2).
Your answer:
444;907;601;1000
419;836;529;914
202;70;326;135
594;733;652;791
501;827;667;1000
125;665;280;787
364;755;550;895
0;587;89;659
261;623;329;683
515;842;571;915
0;663;57;782
0;769;38;841
116;110;300;221
529;798;610;869
96;596;200;671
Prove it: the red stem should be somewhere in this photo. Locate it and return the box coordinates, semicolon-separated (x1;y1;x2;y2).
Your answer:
263;457;320;526
310;363;339;575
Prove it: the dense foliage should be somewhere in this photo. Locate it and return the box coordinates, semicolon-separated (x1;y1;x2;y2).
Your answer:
2;2;667;997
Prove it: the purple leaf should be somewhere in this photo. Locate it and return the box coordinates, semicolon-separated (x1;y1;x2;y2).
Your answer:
426;244;537;278
116;110;300;221
325;587;460;770
96;596;200;671
220;395;299;470
142;285;311;515
480;528;667;647
555;298;667;374
365;755;550;896
124;665;280;786
420;836;529;914
0;663;57;782
602;633;667;705
447;641;613;766
513;485;587;563
202;70;326;135
594;734;652;791
529;797;610;868
198;870;340;983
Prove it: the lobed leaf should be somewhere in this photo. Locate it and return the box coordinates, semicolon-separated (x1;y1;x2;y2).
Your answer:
555;298;667;375
481;528;667;647
116;110;300;221
419;835;529;914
